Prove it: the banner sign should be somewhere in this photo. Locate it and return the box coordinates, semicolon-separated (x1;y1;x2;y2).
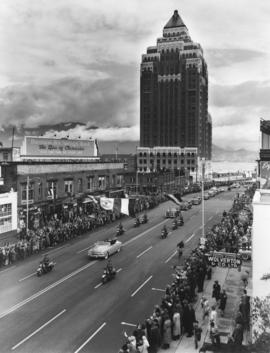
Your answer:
22;136;97;158
206;251;242;268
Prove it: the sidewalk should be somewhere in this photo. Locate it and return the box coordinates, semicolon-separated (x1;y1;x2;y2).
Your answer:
160;263;252;353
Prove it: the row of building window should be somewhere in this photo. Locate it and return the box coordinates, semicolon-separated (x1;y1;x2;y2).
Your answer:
138;159;195;165
20;175;124;201
138;152;195;157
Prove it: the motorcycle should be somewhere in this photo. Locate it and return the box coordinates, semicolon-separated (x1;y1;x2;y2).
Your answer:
102;269;116;284
116;227;125;236
134;218;140;227
37;261;55;277
177;215;184;226
172;221;178;230
141;215;148;224
161;229;168;239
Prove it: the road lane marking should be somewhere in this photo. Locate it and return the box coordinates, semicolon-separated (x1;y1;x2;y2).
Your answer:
19;272;36;282
152;288;165;292
136;246;153;259
123;220;168;247
116;268;122;273
164;251;177;263
94;283;102;289
208;216;213;221
185;233;195;243
198;226;203;230
77;246;93;254
74;322;106;353
11;309;66;350
0;261;97;319
48;244;69;254
121;321;137;327
131;275;153;297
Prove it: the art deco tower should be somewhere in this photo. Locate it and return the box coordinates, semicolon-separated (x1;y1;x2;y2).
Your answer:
140;10;211;159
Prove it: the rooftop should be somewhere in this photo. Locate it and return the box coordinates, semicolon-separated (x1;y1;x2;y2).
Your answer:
164;10;186;29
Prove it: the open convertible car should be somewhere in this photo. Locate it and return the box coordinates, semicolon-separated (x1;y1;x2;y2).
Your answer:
88;238;122;259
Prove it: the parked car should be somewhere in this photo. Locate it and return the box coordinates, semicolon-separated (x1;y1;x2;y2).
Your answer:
88;239;122;259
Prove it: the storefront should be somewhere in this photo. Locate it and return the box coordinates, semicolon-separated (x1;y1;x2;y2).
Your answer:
0;191;18;239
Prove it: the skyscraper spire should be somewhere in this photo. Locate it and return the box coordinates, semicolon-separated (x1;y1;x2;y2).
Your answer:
164;10;186;29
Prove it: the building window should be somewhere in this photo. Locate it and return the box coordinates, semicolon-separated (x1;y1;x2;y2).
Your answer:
3;152;9;160
21;183;34;201
98;176;106;190
0;203;12;233
64;180;73;194
47;181;57;199
77;178;83;193
87;176;95;191
116;175;123;186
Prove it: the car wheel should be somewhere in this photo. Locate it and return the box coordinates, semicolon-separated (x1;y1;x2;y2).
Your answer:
104;252;109;260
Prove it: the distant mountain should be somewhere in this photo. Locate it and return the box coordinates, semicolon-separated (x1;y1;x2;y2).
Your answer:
98;140;138;154
212;144;258;162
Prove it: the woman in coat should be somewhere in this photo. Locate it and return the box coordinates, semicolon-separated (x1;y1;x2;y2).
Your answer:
162;315;172;349
172;309;181;340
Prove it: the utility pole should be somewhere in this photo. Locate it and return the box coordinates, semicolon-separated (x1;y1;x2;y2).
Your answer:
26;175;29;233
201;158;205;238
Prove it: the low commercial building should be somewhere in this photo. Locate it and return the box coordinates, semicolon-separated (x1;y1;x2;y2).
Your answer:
0;190;17;239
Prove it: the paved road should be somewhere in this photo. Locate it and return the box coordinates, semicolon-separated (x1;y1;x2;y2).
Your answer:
0;190;238;353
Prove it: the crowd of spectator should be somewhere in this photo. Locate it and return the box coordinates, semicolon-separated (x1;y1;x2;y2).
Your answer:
0;193;165;268
119;185;255;352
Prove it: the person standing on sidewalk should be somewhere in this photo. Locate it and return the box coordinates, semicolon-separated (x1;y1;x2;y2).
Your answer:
219;289;227;317
200;296;210;322
210;305;218;328
172;308;181;340
193;320;202;349
212;280;221;304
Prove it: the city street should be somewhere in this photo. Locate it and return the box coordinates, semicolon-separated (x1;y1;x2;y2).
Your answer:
0;190;237;353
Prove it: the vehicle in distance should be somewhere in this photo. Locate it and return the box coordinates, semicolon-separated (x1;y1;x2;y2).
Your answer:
166;207;180;218
88;239;122;259
191;197;201;205
204;193;210;200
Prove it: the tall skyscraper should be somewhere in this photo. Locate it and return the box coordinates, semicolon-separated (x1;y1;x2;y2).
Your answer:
140;10;211;160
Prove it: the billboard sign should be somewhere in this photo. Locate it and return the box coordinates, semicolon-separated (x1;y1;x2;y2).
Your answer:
206;251;242;269
260;161;270;189
22;136;97;158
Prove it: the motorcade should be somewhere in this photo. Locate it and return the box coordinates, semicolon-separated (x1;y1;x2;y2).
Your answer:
37;261;55;276
165;207;180;218
88;238;122;259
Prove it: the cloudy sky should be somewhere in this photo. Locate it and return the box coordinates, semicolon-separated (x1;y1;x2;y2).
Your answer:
0;0;270;151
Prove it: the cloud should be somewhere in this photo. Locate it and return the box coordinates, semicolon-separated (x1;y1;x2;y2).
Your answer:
205;48;266;68
0;61;139;130
210;81;270;108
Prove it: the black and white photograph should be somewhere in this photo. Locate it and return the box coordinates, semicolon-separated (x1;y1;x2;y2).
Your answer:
0;0;270;352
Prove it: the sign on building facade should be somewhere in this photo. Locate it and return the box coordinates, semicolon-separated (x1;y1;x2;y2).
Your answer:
21;136;98;159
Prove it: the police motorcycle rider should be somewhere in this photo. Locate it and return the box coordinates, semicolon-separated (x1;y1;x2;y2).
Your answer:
172;218;178;230
105;259;116;279
141;212;148;224
161;224;168;238
177;240;184;257
134;215;140;227
116;221;124;235
41;254;50;273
